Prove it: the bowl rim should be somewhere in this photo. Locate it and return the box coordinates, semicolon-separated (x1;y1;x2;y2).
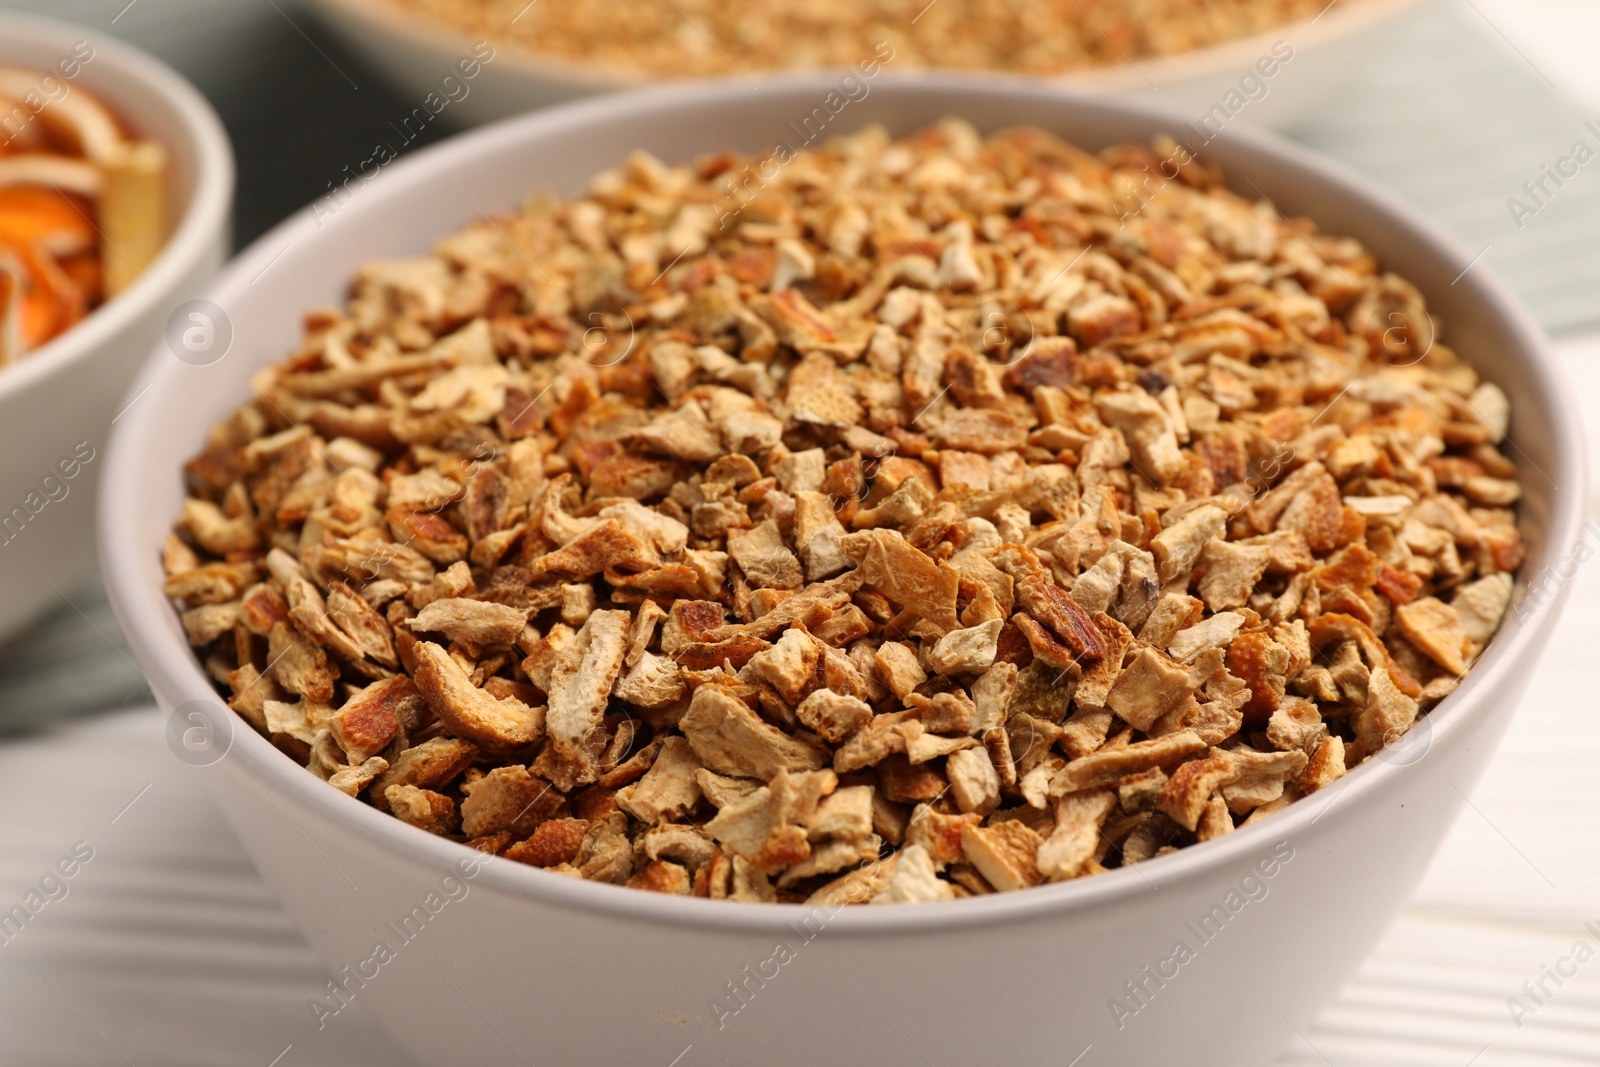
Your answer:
0;11;235;403
304;0;1431;93
101;70;1586;936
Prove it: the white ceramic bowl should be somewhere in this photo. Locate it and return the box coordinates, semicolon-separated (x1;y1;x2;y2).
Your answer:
101;75;1583;1067
302;0;1430;129
0;13;232;643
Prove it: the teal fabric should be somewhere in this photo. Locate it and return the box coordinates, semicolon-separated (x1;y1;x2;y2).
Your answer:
1290;1;1600;334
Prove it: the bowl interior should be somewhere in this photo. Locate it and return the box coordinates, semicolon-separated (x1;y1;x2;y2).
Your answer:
102;73;1583;927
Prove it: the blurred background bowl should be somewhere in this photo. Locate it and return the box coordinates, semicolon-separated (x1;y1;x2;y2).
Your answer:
0;13;232;643
300;0;1431;129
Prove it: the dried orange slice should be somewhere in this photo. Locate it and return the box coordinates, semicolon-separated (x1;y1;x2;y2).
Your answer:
100;140;167;295
0;154;102;198
0;184;98;252
0;67;124;162
0;67;168;363
0;243;86;360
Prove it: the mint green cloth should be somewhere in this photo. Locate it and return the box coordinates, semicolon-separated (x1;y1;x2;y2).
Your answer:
1289;1;1600;334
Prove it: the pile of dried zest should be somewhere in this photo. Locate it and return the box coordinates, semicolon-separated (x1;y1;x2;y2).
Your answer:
378;0;1336;78
166;121;1522;905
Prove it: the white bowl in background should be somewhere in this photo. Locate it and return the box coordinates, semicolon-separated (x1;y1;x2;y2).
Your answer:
0;13;232;643
301;0;1431;129
101;75;1582;1067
